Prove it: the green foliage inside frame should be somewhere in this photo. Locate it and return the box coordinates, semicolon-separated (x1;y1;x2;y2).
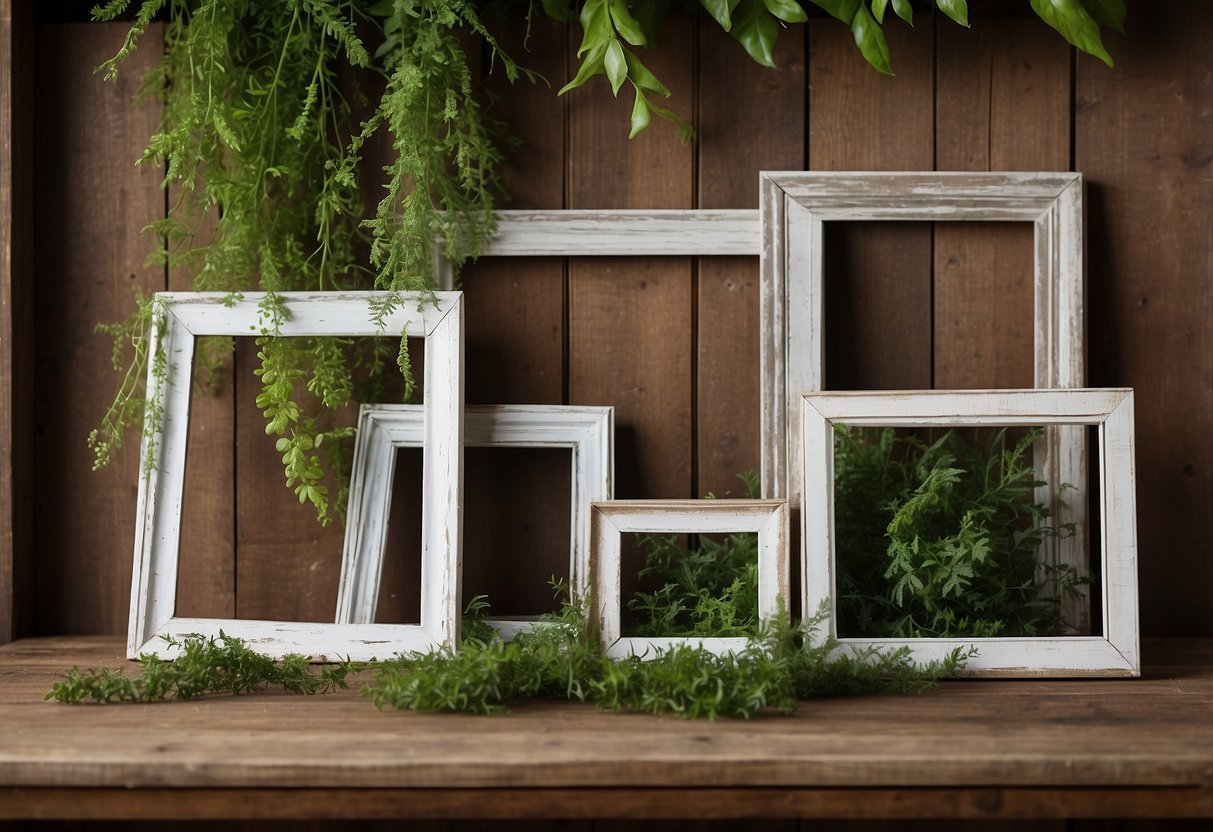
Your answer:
833;426;1088;638
90;0;1126;524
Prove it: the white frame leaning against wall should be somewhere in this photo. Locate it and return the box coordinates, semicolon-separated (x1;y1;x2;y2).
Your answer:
800;388;1139;678
127;291;463;661
336;403;614;639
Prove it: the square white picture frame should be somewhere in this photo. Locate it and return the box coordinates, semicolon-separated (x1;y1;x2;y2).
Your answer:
588;499;789;659
127;291;463;661
801;388;1139;678
760;171;1086;628
336;403;614;639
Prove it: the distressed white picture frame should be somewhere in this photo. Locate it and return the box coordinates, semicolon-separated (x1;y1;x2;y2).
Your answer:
337;404;614;639
589;500;789;659
433;209;760;288
760;171;1086;626
127;291;463;661
801;388;1138;678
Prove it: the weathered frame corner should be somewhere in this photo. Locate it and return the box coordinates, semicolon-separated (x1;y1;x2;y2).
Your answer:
800;387;1139;678
127;291;464;662
588;499;789;659
336;403;614;640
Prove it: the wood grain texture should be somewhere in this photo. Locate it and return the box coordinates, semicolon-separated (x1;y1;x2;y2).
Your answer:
1076;1;1213;637
458;20;567;623
0;0;32;645
0;637;1211;812
807;19;934;392
696;21;804;499
32;23;164;636
567;16;694;510
934;17;1071;390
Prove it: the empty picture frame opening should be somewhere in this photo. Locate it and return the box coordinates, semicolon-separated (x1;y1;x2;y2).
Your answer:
376;446;572;623
830;423;1097;640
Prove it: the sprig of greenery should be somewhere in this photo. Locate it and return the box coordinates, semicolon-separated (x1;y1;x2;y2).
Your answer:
834;426;1087;638
557;0;1126;137
45;632;359;704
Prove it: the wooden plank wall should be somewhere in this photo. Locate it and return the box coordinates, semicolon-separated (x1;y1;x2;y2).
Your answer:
17;0;1213;665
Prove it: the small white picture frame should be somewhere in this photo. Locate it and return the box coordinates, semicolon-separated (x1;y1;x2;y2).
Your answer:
336;404;614;639
801;388;1139;678
588;499;789;659
127;291;463;661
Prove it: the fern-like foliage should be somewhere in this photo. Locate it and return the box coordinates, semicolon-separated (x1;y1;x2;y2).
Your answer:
834;426;1087;638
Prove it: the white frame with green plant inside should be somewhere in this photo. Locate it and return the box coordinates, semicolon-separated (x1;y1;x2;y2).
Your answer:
336;403;614;640
760;170;1087;629
589;499;789;659
800;388;1139;678
127;291;463;661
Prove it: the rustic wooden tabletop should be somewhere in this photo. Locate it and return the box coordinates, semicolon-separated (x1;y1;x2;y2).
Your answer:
1;636;1211;821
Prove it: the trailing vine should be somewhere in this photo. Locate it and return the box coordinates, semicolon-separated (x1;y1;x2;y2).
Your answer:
90;0;1127;524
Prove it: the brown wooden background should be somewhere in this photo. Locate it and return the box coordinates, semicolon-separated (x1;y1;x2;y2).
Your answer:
1;2;1212;830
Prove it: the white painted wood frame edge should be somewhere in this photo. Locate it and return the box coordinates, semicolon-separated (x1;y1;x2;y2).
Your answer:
336;403;614;637
588;499;789;660
127;291;464;661
799;388;1139;678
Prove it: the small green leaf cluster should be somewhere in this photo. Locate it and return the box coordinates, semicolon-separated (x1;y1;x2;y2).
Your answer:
45;632;358;704
626;472;762;638
362;595;971;719
834;426;1087;639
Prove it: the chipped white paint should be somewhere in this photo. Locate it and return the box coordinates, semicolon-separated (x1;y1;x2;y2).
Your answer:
760;171;1087;629
128;291;464;661
800;388;1139;678
337;404;614;638
588;500;789;660
432;209;760;289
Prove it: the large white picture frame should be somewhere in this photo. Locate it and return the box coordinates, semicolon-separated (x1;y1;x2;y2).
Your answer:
336;404;613;639
801;388;1138;678
588;499;789;659
760;172;1086;625
127;291;463;661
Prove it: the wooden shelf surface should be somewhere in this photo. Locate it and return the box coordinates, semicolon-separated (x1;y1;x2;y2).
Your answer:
1;636;1212;821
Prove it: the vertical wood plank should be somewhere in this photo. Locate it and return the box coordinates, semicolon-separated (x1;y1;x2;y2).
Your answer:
808;19;934;389
1076;0;1213;636
33;23;164;635
0;0;33;643
169;192;235;620
568;19;694;502
696;22;805;498
934;18;1070;390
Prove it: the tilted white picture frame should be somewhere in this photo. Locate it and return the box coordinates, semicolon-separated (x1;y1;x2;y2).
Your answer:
336;403;614;639
760;171;1086;627
127;291;463;661
588;500;789;659
800;388;1139;678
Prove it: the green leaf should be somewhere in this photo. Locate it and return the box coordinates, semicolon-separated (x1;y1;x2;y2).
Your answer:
809;0;860;25
935;0;968;27
629;88;652;138
851;4;892;74
700;0;735;30
605;40;628;96
891;0;913;24
609;0;647;46
558;43;607;95
871;0;888;23
632;0;673;44
576;0;612;58
731;0;780;68
1030;0;1114;66
764;0;808;23
1082;0;1126;34
624;50;671;96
